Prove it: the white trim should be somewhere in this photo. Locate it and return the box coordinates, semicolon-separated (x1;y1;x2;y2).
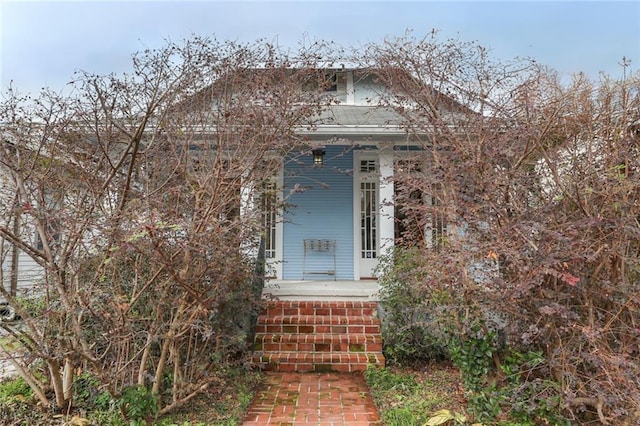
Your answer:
275;167;284;279
353;152;361;280
239;171;254;222
265;166;284;279
301;125;404;136
378;143;395;261
353;150;383;280
346;70;355;105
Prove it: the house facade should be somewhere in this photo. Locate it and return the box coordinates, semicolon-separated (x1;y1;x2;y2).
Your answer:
0;137;45;304
1;68;445;296
261;69;427;281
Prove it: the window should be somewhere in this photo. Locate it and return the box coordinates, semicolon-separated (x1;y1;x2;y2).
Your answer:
221;172;242;221
360;159;378;173
34;217;61;251
304;70;344;93
359;159;379;259
261;181;277;258
394;159;447;249
360;181;377;259
325;72;337;92
426;183;447;250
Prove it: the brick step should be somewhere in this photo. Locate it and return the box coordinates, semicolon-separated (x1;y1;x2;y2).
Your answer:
258;314;380;325
254;333;383;353
254;321;380;335
254;352;385;373
264;300;378;317
252;300;385;372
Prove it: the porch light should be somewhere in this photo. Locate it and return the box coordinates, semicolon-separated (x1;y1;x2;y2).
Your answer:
312;148;325;166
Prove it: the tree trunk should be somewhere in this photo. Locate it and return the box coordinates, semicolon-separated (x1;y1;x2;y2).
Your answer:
48;360;68;410
137;334;154;386
9;214;20;296
5;352;49;406
63;357;74;401
151;337;171;395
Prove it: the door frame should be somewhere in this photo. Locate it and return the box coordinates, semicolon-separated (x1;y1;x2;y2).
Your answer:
353;150;380;279
262;166;284;280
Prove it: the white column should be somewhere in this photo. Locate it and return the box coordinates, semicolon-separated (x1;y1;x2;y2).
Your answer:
346;70;355;105
378;142;395;259
239;169;253;221
239;170;258;258
271;167;284;280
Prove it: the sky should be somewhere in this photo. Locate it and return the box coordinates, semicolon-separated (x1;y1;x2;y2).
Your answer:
1;0;639;95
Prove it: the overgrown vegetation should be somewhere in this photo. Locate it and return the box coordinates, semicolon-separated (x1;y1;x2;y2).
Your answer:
372;32;640;425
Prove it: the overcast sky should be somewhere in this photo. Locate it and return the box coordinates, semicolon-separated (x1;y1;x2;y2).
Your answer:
1;1;639;95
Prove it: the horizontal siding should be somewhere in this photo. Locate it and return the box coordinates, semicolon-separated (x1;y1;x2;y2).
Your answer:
1;248;44;303
283;146;354;280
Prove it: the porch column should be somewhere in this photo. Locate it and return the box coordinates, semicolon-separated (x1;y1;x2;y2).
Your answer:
239;170;258;257
378;142;395;259
239;170;253;218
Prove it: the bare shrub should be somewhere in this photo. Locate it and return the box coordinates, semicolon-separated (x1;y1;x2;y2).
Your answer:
367;32;640;424
0;37;335;416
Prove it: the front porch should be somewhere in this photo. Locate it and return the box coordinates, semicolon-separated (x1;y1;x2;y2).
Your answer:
262;279;380;301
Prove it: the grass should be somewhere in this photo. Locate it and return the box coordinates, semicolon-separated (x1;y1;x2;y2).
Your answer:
0;334;22;352
365;362;469;426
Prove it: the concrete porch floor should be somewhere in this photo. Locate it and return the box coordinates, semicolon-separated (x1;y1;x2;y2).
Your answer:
262;280;379;301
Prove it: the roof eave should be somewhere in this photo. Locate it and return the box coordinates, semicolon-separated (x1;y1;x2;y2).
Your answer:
300;124;404;135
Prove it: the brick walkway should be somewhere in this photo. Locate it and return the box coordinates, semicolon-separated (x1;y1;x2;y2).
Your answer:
243;372;382;426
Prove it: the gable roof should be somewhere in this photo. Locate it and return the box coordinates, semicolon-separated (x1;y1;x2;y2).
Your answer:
170;67;477;143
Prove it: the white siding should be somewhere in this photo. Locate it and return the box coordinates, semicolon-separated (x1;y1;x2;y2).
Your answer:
352;73;386;106
1;245;44;303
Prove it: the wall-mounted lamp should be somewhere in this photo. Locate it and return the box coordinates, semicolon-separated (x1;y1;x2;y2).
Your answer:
311;148;326;166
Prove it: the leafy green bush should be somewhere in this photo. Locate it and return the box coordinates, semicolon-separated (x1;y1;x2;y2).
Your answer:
0;376;51;425
376;247;449;363
498;350;570;426
73;371;112;411
88;409;127;426
451;342;571;424
449;332;496;393
14;295;47;318
118;385;158;423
